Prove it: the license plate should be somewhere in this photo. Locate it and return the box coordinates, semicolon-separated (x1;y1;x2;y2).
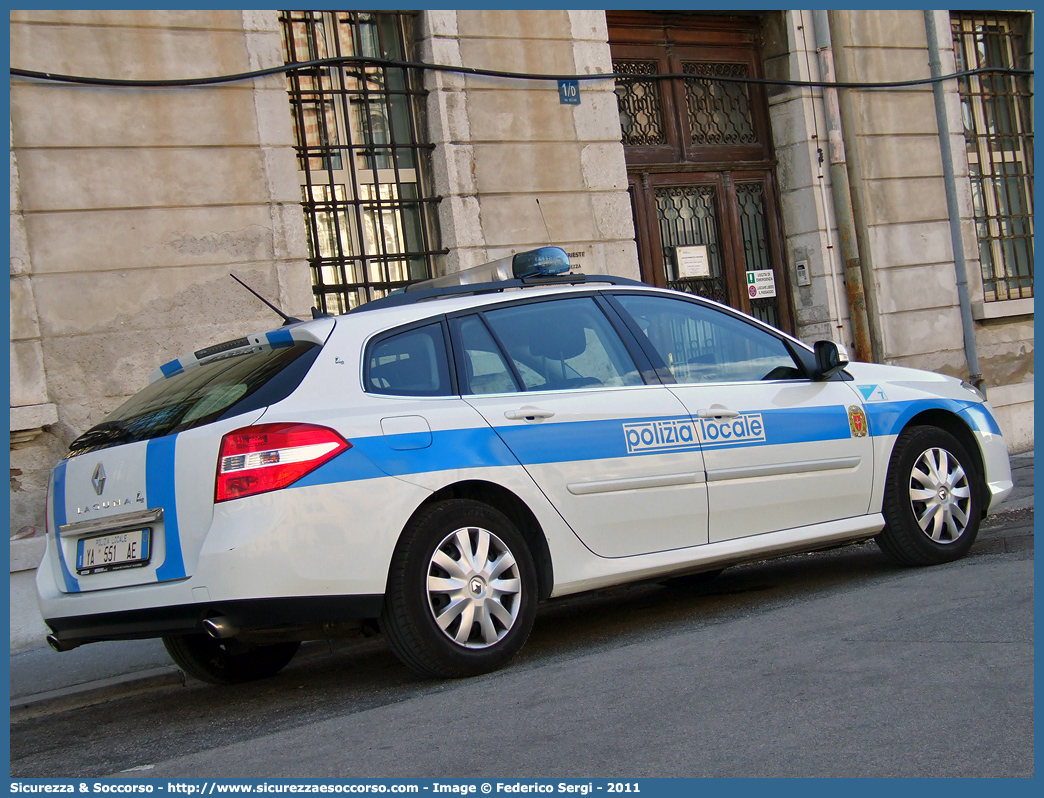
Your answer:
76;529;151;575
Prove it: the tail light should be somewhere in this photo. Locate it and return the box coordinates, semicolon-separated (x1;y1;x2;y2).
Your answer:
216;423;350;503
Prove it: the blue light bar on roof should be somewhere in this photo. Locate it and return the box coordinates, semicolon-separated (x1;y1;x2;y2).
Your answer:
405;246;572;292
511;247;571;278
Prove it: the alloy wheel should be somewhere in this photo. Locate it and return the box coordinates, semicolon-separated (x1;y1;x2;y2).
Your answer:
908;447;972;544
426;526;522;649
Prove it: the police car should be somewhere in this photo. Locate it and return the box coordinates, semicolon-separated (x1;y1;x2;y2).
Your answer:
37;247;1013;683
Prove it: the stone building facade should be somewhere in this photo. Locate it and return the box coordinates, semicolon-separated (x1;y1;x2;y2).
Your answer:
8;9;1033;646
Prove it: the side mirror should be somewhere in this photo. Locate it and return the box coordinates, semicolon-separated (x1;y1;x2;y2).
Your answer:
813;340;849;380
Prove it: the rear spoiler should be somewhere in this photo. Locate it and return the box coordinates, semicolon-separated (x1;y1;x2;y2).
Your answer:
148;318;335;383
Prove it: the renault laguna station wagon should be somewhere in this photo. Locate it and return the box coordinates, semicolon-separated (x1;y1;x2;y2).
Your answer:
38;247;1013;683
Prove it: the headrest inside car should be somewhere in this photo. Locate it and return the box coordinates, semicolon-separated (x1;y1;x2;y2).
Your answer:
527;315;587;361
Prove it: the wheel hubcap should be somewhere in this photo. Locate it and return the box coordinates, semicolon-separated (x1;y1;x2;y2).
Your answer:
426;526;522;649
908;447;972;544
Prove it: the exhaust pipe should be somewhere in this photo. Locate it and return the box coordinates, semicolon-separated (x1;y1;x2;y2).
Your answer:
46;634;82;652
203;617;238;640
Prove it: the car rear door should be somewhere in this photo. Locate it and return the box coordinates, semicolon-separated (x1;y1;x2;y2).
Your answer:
454;295;709;558
612;292;874;543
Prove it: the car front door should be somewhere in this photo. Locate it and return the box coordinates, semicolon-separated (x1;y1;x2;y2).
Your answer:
612;292;874;543
452;295;709;558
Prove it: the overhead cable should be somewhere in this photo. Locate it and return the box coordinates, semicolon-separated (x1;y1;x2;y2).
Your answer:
9;56;1034;91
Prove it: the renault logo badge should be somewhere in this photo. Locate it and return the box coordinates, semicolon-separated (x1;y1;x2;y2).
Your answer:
91;464;106;496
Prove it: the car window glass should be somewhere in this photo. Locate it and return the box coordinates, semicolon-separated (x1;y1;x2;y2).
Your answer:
457;316;520;395
366;322;452;396
69;342;322;454
616;294;802;383
483;297;643;391
181;384;250;423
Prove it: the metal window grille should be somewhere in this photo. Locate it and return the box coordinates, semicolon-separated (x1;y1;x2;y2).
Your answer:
951;12;1034;302
613;61;668;146
682;62;757;146
735;183;777;328
280;10;442;313
657;186;729;305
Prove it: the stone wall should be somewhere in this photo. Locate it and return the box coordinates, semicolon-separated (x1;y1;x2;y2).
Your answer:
416;10;638;278
764;9;1032;451
830;10;963;376
762;10;852;349
831;9;1032;449
8;10;311;646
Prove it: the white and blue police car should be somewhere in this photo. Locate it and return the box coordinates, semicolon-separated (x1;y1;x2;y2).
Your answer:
37;247;1013;683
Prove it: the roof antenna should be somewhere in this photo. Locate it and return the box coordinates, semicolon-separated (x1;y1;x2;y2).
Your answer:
229;273;303;326
535;198;554;245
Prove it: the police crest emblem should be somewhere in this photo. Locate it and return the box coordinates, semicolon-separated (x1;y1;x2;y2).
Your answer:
848;405;868;437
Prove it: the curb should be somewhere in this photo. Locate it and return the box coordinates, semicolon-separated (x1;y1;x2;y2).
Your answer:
989;497;1034;515
8;638;381;723
10;667;185;723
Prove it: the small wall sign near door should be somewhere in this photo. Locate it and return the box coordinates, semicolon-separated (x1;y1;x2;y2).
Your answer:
675;245;711;279
558;80;580;105
746;269;776;298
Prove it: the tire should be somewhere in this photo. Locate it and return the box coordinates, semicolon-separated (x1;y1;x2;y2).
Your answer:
381;499;538;678
162;634;300;685
876;426;982;566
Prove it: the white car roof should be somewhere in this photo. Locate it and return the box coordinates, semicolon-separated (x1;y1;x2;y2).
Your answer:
328;279;816;356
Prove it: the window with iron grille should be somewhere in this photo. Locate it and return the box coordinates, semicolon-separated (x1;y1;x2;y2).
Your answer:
280;10;442;313
951;11;1034;302
614;60;667;147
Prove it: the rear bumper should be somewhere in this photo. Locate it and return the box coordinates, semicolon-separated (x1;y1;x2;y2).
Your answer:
37;473;429;648
43;594;384;647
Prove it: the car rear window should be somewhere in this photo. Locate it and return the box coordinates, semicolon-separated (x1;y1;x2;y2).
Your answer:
68;342;321;454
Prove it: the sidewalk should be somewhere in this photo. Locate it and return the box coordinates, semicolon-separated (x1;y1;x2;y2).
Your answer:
10;449;1035;719
1002;449;1035;513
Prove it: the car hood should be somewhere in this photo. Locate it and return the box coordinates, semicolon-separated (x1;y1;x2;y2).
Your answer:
843;361;984;406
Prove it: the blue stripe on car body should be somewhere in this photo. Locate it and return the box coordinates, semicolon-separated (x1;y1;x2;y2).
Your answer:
295;406;855;489
382;432;433;451
369;427;519;475
147;435;186;581
958;403;1003;436
159;360;183;378
496;406;854;465
52;461;80;593
293;445;393;489
290;398;1000;491
296;427;517;488
863;398;982;437
265;329;295;347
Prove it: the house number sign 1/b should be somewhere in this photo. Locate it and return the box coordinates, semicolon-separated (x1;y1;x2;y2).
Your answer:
558;80;580;105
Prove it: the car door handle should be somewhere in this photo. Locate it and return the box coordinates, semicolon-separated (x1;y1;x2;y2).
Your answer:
697;407;740;419
504;407;555;421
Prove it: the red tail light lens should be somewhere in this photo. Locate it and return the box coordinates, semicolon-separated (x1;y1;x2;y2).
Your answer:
215;423;350;503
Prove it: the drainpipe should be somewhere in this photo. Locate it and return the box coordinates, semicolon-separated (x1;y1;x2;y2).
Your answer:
812;10;873;362
924;10;983;389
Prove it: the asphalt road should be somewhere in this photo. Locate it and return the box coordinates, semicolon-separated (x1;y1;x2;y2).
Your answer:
10;509;1033;779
